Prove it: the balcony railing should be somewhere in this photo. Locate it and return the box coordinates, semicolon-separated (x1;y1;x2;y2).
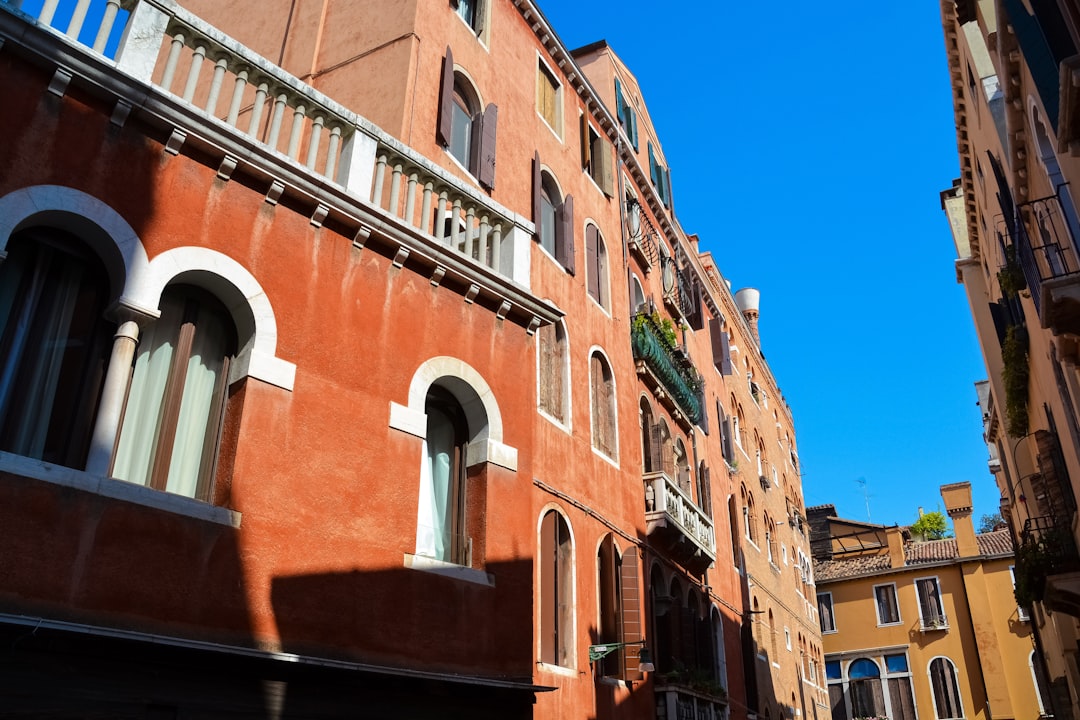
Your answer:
1;0;531;286
655;683;727;720
1015;515;1080;608
631;312;703;425
644;470;716;570
999;191;1080;332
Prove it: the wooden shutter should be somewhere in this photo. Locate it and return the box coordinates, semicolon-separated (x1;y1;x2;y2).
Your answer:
599;535;620;676
648;142;658;186
556;194;575;274
478;103;497;190
661;432;675;479
710;318;733;376
595;134;614;196
614;77;625;129
698;390;709;435
436;47;454;147
700;465;712;518
629;106;638;147
532;151;542;241
580;114;591;169
620;547;642;681
688;278;703;330
540;511;556;664
586;224;599;301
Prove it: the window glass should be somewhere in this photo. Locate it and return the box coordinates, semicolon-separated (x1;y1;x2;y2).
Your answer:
450;89;473;168
0;229;112;468
455;0;476;27
113;286;236;501
886;654;909;673
849;658;880;679
540;181;557;256
825;660;842;680
416;387;468;564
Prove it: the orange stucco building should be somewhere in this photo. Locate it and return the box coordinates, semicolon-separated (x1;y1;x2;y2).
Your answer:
938;1;1080;718
0;0;819;717
811;483;1046;720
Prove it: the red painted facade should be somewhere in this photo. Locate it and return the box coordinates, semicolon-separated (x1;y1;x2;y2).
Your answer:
0;0;820;717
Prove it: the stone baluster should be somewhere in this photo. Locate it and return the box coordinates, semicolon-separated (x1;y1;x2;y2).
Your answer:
451;199;462;251
92;0;122;53
478;215;490;268
181;43;206;103
159;32;186;93
435;191;448;243
247;81;269;138
420;182;434;235
404;171;418;226
267;93;287;149
389;163;403;217
204;57;228;116
325;126;342;180
464;205;476;258
305;115;324;170
225;69;247;126
65;0;91;39
286;103;306;160
38;0;60;26
372;154;387;209
490;222;502;273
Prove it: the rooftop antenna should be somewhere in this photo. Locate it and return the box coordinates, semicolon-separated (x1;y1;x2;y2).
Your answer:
857;477;872;523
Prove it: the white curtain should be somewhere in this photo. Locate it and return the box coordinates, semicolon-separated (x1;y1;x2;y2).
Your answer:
165;309;227;497
113;296;180;487
415;407;454;560
113;290;228;498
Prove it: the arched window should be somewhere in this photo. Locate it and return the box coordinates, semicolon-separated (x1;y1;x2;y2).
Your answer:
539;509;573;667
1030;650;1052;716
696;459;712;517
745;489;757;544
0;228;113;468
630;273;646;315
849;658;884;717
674;437;691;496
449;79;479;170
414;386;470;565
598;535;641;679
640;398;655;472
532;157;574;272
437;50;497;188
539;173;561;257
537;320;568;424
113;285;238;501
590;351;616;458
585;223;609;309
929;657;964;719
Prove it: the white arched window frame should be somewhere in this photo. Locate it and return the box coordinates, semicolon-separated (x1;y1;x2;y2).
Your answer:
928;656;964;720
538;504;576;670
536;317;571;429
588;347;618;463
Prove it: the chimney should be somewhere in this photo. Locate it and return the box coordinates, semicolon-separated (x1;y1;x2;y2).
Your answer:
886;526;906;568
941;482;978;558
734;288;760;345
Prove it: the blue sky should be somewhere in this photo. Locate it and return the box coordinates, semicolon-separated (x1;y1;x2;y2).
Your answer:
538;1;998;528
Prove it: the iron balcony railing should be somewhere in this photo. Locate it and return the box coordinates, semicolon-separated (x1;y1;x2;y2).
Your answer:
1015;515;1080;606
655;683;727;720
630;313;703;424
1001;191;1080;316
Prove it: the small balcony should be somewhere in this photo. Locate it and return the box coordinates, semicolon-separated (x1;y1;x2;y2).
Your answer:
654;682;727;720
644;470;715;573
1005;193;1080;336
631;312;703;427
1;0;541;316
1016;515;1080;616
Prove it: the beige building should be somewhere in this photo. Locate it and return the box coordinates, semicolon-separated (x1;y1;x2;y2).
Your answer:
812;483;1047;720
939;0;1080;717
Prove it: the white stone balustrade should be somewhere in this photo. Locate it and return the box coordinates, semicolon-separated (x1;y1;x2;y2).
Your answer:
1;0;533;287
655;686;727;720
643;470;716;559
371;146;526;280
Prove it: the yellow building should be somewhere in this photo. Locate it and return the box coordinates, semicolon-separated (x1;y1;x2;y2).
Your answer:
811;483;1047;720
